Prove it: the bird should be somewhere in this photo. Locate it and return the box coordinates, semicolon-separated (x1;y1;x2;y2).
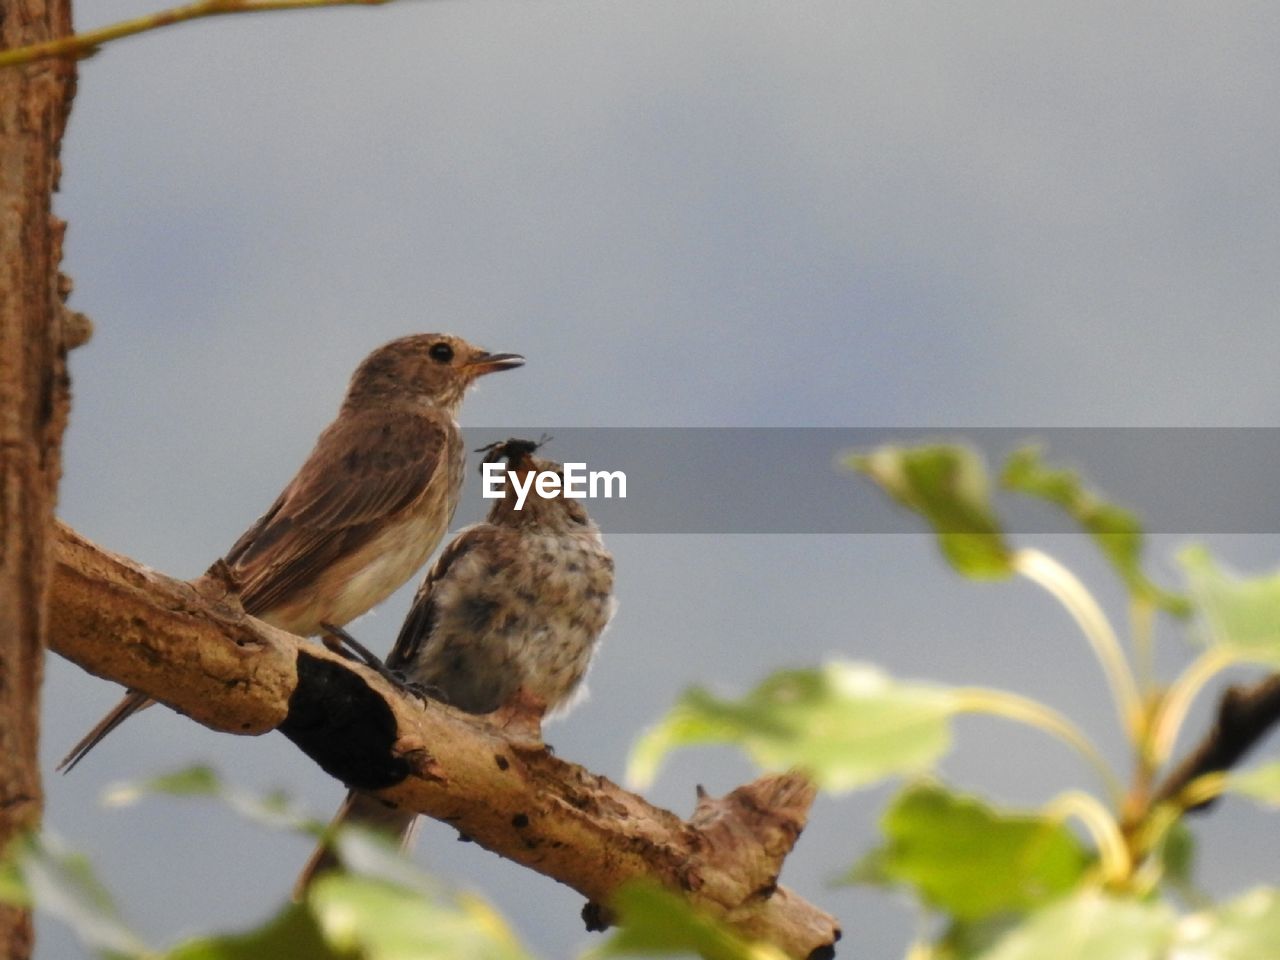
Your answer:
293;438;616;895
58;334;524;772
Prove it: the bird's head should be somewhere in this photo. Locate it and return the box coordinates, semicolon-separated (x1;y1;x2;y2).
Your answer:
478;437;593;529
345;334;524;411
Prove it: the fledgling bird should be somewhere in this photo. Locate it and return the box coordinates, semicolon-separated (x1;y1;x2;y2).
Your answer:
294;438;616;895
58;334;524;772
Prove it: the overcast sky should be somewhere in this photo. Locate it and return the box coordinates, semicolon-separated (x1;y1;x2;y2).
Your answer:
41;2;1280;958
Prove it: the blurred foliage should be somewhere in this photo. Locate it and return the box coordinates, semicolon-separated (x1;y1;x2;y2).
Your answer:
847;784;1090;920
634;442;1279;957
848;445;1013;578
628;663;957;791
1179;546;1280;657
1000;446;1189;615
1;832;149;959
959;890;1175;960
591;883;788;960
1228;762;1280;809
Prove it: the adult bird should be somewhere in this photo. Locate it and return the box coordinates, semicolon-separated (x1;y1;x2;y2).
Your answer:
58;334;524;772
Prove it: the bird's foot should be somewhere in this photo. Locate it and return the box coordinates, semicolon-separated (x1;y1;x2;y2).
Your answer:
320;622;405;690
400;680;439;704
320;622;366;661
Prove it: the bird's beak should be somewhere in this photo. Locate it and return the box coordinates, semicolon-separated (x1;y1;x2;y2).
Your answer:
466;352;525;377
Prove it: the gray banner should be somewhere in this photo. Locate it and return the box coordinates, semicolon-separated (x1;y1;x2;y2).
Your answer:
453;428;1279;534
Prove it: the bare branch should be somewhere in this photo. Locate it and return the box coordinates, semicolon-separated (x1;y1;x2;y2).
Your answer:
47;522;841;959
1153;674;1280;812
0;0;393;69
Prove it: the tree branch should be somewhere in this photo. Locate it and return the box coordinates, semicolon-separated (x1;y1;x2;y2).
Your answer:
47;521;841;959
0;0;395;69
1153;673;1280;812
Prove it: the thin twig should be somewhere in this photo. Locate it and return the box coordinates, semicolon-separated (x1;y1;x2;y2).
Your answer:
1043;790;1131;885
954;687;1122;805
0;0;390;69
1013;548;1144;741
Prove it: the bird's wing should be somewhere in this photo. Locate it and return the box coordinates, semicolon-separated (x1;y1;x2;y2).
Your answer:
386;524;509;671
225;408;455;617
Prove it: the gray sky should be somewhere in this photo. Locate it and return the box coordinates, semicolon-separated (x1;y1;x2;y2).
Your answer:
42;2;1280;958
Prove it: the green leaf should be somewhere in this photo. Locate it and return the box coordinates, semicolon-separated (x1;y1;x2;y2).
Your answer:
958;888;1280;960
326;823;439;897
1178;547;1280;656
932;916;1021;960
847;784;1090;921
627;663;958;791
7;832;151;959
592;882;786;960
0;844;29;908
1175;887;1280;959
174;873;533;960
307;874;534;960
37;770;536;960
1227;762;1280;809
105;765;222;801
849;444;1015;579
975;891;1174;960
166;902;337;960
843;845;890;887
104;765;311;833
1160;822;1204;906
1000;446;1189;615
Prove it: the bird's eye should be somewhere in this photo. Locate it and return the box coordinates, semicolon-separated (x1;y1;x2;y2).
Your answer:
428;343;454;363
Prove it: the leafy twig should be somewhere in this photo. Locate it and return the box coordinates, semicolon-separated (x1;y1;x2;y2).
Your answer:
1013;548;1143;740
954;687;1122;804
1043;790;1131;885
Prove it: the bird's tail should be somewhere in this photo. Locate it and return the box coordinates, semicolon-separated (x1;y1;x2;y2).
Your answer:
57;689;155;773
293;790;420;900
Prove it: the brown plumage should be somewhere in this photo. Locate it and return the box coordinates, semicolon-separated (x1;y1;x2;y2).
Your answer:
58;334;523;772
294;439;615;895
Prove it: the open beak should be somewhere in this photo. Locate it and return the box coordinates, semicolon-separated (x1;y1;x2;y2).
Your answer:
474;436;543;470
466;352;525;377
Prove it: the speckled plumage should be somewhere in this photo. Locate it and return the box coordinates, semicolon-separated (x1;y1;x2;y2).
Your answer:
391;455;615;715
294;441;615;894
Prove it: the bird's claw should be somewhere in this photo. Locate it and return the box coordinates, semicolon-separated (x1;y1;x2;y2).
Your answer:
320;622;405;690
400;679;438;704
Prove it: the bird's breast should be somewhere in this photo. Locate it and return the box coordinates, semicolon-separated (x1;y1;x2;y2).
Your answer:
404;529;615;715
274;488;458;635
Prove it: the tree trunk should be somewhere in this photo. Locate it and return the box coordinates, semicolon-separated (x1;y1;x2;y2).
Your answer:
0;0;79;952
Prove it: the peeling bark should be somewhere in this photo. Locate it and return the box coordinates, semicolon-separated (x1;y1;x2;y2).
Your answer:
0;0;78;954
48;522;841;958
